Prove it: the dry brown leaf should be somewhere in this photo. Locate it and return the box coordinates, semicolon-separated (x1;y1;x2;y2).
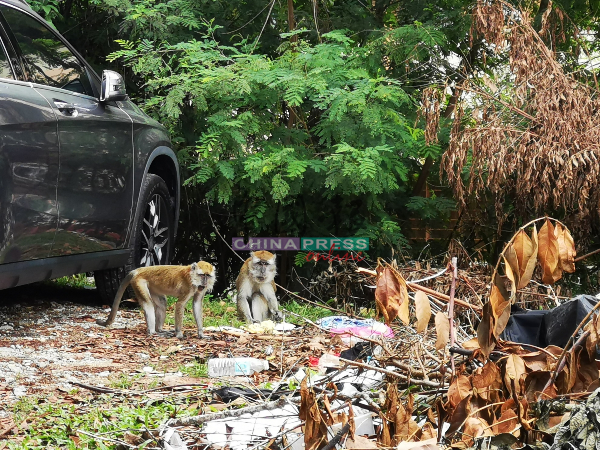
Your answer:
538;219;562;284
524;371;557;403
504;354;527;395
434;311;449;352
472;362;502;401
503;246;520;296
555;223;576;273
346;436;377;449
420;423;436;441
448;375;472;408
477;302;495;358
522;352;549;372
462;337;480;350
462;417;492;447
514;227;538;289
584;315;600;360
492;410;519;435
375;266;408;325
398;291;410;326
490;282;508;318
414;291;431;333
494;303;511;338
397;439;440;450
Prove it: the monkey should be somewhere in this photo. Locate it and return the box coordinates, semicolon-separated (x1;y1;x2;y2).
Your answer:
96;261;216;339
236;250;282;323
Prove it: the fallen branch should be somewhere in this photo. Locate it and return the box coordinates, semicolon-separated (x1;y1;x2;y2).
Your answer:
70;381;125;395
167;396;290;427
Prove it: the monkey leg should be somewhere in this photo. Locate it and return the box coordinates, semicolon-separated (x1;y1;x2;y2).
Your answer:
131;281;157;336
174;294;193;339
153;295;174;337
192;292;209;339
237;282;257;323
260;284;282;321
251;293;269;323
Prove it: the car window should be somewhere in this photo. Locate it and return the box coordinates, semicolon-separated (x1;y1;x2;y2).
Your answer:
0;38;12;79
0;6;92;96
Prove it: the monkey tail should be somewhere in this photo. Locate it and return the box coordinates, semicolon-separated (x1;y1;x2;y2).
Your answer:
96;272;134;327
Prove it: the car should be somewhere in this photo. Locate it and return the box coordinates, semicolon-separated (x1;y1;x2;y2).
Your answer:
0;0;180;302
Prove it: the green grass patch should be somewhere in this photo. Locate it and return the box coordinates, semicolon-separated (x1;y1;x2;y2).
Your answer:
281;299;333;324
180;361;208;378
7;393;203;449
164;295;335;329
165;294;245;329
51;274;95;289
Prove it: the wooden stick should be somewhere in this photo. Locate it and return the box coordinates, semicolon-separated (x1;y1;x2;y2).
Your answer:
574;247;600;262
448;257;458;375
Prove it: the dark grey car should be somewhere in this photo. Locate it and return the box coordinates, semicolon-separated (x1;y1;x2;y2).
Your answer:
0;0;179;301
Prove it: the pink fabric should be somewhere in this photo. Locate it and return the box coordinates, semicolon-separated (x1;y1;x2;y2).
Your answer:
329;325;394;338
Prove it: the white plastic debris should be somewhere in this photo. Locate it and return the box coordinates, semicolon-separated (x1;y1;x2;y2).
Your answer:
200;402;301;450
275;322;296;332
13;386;27;397
163;428;188;450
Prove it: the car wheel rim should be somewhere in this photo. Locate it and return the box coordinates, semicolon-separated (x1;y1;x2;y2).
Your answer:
140;194;169;267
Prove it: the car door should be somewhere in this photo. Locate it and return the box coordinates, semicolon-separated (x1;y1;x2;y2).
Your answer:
0;4;134;256
0;20;59;265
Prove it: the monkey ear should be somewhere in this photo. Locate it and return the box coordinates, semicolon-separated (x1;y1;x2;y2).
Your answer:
191;262;197;271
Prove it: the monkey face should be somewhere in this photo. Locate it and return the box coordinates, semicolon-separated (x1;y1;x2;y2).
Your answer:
191;261;216;291
250;252;276;283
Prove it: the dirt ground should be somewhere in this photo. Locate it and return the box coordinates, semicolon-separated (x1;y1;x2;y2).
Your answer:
0;283;258;410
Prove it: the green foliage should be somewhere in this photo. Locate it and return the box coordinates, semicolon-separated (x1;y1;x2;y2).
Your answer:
29;0;481;282
109;24;447;258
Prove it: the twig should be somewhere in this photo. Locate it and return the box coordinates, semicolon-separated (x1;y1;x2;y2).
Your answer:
574;247;600;262
76;430;141;448
322;423;351;450
167;397;290;427
140;383;210;394
448;257;458;375
70;381;124;395
539;330;591;401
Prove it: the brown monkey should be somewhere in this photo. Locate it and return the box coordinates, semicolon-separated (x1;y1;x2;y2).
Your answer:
236;251;281;323
97;262;216;338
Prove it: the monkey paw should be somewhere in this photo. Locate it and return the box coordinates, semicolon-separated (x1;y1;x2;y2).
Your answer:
271;310;283;322
155;331;175;338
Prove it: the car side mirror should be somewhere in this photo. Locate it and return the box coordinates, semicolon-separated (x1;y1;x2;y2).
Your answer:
100;70;127;102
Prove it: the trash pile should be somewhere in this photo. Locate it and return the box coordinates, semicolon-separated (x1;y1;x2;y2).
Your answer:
78;217;600;450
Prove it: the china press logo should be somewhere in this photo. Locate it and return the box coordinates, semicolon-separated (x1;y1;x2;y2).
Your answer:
232;237;368;262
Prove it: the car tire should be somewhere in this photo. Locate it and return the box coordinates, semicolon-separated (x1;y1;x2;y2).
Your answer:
94;174;175;304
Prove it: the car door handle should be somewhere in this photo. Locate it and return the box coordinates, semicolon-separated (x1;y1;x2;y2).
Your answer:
53;100;79;117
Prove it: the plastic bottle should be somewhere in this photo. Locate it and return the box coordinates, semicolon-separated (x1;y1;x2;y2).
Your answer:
207;357;269;377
